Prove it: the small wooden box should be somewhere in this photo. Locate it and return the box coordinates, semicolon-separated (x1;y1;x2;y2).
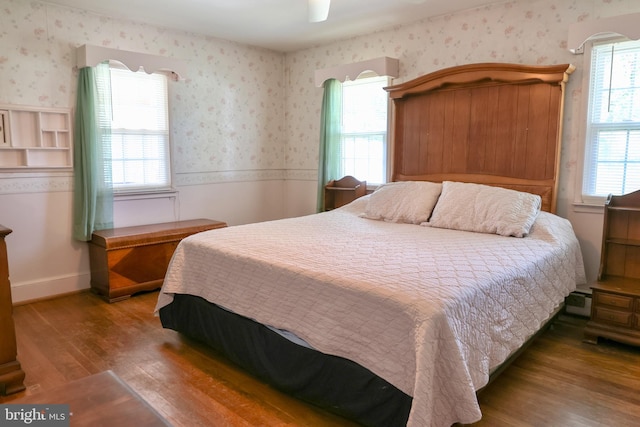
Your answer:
89;218;227;302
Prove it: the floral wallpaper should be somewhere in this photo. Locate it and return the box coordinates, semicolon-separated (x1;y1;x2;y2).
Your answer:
0;0;638;295
0;0;639;201
0;0;285;185
285;0;640;209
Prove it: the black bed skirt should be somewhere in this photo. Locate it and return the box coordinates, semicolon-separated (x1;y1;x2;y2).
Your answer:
159;294;412;427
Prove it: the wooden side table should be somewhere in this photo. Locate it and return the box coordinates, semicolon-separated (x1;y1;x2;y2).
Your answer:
584;190;640;346
324;176;366;211
584;279;640;346
89;218;227;302
12;370;170;426
0;225;26;395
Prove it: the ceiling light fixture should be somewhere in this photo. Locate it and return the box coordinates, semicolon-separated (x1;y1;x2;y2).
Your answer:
308;0;330;23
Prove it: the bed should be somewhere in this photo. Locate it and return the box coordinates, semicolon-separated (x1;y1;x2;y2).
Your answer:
155;63;585;427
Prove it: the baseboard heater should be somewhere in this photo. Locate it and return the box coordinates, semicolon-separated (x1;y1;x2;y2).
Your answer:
565;290;592;317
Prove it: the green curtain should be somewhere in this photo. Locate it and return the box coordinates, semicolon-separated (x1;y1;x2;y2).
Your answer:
316;79;342;212
72;64;113;241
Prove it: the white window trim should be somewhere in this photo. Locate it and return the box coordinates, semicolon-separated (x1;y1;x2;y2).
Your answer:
573;37;600;207
573;36;634;208
569;13;640;208
340;74;391;187
108;68;174;196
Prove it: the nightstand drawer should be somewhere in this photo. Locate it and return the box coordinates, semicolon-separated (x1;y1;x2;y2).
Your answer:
595;292;633;310
593;307;633;327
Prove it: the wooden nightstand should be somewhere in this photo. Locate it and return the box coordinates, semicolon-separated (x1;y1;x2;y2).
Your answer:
89;219;227;302
324;176;366;211
584;190;640;346
585;279;640;346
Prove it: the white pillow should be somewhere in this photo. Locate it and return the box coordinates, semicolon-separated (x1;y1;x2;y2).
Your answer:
360;181;442;224
426;181;541;237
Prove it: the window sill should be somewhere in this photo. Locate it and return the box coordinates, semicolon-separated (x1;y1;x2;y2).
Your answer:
114;188;178;201
572;202;604;214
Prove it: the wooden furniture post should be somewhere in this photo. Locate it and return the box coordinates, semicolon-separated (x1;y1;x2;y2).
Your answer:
0;225;26;395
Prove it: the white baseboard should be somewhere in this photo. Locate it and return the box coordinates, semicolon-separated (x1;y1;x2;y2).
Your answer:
10;273;91;304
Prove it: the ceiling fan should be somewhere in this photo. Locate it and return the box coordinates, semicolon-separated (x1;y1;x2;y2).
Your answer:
308;0;330;22
307;0;427;23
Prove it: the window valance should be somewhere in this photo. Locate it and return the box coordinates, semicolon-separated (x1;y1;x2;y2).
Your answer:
568;13;640;54
314;57;399;87
76;44;187;80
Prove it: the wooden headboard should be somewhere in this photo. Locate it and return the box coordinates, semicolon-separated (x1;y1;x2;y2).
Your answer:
384;63;574;213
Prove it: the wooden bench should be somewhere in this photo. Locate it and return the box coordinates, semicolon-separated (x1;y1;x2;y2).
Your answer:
89;218;227;303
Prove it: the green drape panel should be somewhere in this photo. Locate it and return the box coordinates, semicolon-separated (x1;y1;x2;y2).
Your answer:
72;64;114;241
316;79;343;212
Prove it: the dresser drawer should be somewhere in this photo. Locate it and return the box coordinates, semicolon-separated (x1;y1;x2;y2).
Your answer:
593;307;633;327
595;292;634;310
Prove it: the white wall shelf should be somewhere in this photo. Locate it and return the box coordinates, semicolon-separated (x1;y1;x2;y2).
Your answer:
0;104;72;170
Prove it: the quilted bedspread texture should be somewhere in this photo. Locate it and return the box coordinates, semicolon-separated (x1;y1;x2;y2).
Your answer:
156;197;586;427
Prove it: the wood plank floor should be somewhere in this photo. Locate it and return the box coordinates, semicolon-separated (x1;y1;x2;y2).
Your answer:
2;291;640;426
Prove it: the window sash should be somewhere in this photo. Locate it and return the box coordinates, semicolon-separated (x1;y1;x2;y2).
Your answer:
340;131;386;185
583;38;640;202
110;129;170;192
106;68;171;193
340;76;389;185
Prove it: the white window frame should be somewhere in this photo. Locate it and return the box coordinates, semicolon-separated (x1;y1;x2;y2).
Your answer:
106;66;173;195
577;36;640;205
339;75;390;186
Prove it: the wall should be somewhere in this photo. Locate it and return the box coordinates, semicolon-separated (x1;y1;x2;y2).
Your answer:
0;0;287;302
3;0;639;303
283;0;640;288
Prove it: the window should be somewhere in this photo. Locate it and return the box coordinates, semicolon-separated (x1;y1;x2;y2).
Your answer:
340;75;389;185
100;67;172;193
582;38;640;203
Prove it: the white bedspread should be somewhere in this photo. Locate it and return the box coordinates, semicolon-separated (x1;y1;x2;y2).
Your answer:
155;197;586;426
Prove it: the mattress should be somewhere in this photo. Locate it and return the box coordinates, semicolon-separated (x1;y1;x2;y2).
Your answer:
155;196;586;426
159;293;414;426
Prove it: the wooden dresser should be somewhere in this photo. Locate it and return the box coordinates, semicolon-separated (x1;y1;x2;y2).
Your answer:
0;225;26;395
584;190;640;346
89;218;226;303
